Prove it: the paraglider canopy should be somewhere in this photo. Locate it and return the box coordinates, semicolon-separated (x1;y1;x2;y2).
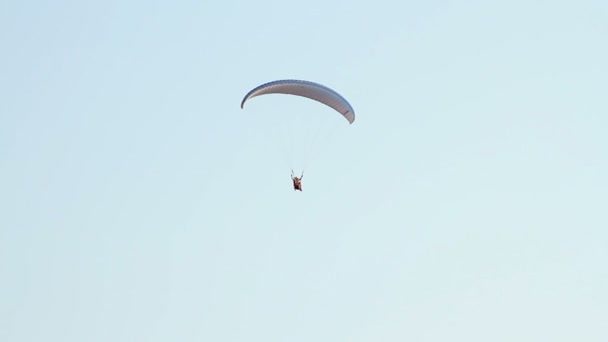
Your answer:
240;79;355;124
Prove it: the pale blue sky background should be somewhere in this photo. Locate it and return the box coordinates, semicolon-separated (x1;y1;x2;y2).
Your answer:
1;0;607;341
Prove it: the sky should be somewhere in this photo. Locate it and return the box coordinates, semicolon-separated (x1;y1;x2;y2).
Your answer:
1;0;607;341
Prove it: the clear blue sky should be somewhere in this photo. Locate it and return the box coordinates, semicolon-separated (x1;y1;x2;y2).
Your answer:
1;0;607;341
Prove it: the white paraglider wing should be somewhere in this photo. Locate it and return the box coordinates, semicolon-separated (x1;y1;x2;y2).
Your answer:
240;79;355;124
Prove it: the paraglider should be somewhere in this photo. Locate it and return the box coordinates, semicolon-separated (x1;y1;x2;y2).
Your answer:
241;79;355;191
291;170;303;191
